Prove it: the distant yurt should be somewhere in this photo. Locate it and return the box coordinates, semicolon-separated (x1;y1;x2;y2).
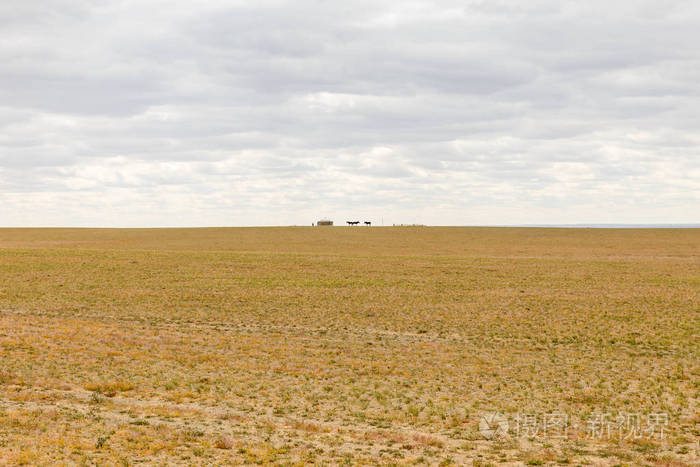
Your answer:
316;219;333;226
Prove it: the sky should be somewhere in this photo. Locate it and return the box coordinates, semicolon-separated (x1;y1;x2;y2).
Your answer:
1;0;698;227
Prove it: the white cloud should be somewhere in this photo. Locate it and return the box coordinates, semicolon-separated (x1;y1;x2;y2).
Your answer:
0;0;698;226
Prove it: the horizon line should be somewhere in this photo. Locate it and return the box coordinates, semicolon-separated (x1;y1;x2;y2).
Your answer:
0;224;699;229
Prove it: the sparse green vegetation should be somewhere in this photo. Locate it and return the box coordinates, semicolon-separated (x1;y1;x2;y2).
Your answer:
0;227;697;465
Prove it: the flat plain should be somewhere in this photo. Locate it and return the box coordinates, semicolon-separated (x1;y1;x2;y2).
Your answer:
0;227;698;466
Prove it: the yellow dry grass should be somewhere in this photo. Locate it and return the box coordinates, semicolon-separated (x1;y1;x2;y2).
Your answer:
0;227;698;465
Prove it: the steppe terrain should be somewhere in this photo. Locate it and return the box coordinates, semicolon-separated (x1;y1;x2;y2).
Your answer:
0;227;697;465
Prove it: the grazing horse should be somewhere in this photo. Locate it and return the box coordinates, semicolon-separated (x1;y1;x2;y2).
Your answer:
364;221;371;226
347;221;360;225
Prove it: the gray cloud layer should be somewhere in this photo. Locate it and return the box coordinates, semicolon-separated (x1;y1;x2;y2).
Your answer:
1;0;698;226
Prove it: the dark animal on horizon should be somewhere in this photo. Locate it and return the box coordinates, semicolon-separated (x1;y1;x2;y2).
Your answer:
364;221;371;226
346;221;360;225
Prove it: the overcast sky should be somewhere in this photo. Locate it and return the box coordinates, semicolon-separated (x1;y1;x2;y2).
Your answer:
1;0;698;227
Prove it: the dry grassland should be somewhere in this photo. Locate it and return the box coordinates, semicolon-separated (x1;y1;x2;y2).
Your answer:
0;227;698;465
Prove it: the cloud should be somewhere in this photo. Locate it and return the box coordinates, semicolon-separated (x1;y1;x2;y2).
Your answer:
0;0;698;226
